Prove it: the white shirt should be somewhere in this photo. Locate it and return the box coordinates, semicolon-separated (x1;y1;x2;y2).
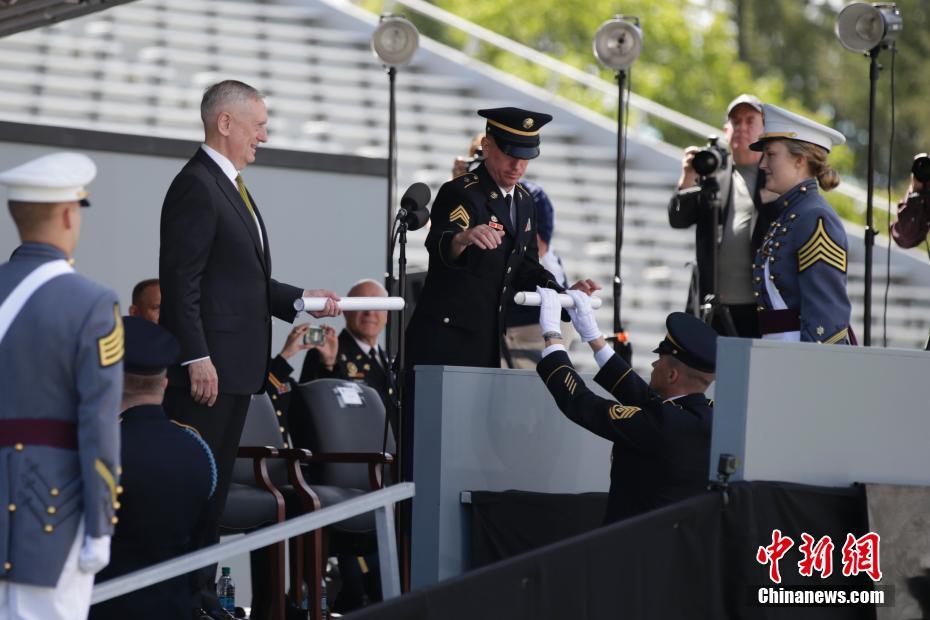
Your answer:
200;144;264;250
350;331;383;368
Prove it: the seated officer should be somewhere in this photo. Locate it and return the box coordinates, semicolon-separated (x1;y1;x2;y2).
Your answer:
298;279;396;434
90;317;216;620
535;288;717;524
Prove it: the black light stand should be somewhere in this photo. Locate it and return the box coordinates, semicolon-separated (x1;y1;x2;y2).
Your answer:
384;65;399;357
593;15;642;364
610;68;633;363
835;1;903;346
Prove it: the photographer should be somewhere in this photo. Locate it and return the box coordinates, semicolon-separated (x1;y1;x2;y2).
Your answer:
891;154;930;249
667;94;776;337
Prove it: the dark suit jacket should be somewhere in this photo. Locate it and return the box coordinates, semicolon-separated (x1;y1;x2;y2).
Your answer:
159;148;302;395
299;328;397;436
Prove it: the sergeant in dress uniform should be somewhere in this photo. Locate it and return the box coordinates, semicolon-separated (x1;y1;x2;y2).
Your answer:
405;107;598;370
89;317;216;620
0;153;123;619
749;104;852;343
535;288;717;524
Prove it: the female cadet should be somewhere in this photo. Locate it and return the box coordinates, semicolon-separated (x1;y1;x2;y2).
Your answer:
749;104;852;344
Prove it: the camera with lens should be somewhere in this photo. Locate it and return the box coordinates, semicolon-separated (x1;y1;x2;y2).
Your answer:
911;152;930;185
302;325;325;346
692;136;729;178
463;147;484;170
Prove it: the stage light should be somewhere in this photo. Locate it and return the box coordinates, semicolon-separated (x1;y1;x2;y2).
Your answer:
835;2;902;53
371;14;419;67
593;17;643;71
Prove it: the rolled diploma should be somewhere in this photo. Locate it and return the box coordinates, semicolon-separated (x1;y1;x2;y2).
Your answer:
293;296;406;312
513;291;603;309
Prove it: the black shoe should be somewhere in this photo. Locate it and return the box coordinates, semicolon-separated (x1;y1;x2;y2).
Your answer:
193;608;236;620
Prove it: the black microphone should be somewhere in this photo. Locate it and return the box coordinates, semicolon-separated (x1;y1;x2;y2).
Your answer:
397;182;431;231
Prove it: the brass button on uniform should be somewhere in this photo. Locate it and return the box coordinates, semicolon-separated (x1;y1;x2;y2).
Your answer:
111;516;118;525
442;317;450;324
50;488;59;497
283;443;289;449
114;501;121;510
276;410;282;417
506;266;512;274
271;394;277;401
14;443;23;451
7;504;14;512
116;485;124;495
3;562;10;571
44;524;53;533
278;426;285;433
47;506;56;515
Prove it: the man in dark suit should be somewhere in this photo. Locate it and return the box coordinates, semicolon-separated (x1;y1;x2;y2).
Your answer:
158;79;339;617
536;288;717;524
90;316;216;620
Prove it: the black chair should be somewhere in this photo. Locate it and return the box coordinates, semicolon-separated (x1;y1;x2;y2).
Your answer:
294;379;397;610
220;394;318;620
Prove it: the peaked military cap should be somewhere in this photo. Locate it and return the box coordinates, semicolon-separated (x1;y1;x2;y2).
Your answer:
0;152;96;207
123;315;180;375
478;107;553;160
750;104;846;153
652;312;718;373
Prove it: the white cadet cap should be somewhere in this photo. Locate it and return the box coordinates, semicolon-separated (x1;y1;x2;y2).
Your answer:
0;152;97;206
750;104;846;153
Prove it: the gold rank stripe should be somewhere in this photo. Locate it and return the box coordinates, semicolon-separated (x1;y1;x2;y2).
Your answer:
98;305;124;367
95;458;118;505
544;364;572;387
609;404;641;420
823;327;849;344
797;218;847;273
267;372;285;391
449;205;470;230
563;372;577;395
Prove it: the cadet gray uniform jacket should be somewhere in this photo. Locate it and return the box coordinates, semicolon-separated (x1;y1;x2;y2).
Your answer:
0;242;123;587
753;179;852;343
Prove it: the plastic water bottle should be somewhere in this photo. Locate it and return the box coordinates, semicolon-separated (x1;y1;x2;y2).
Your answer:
320;578;328;619
217;566;235;613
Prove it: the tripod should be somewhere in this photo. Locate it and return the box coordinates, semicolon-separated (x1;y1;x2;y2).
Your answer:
697;174;738;337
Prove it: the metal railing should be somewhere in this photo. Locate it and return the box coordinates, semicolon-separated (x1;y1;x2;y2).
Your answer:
367;0;879;212
91;482;415;604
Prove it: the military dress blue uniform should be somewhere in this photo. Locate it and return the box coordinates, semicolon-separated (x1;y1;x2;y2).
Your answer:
90;316;216;620
537;313;716;524
406;108;564;369
752;179;852;343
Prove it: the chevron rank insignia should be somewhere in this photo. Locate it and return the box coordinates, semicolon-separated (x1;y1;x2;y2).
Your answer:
449;205;470;230
797;217;846;273
563;372;578;395
609;404;641;420
98;304;124;367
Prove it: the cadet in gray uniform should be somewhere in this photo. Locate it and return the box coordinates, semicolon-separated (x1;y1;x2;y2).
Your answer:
0;153;123;619
748;104;852;344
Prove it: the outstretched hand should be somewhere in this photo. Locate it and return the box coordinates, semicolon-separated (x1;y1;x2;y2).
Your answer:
565;290;601;342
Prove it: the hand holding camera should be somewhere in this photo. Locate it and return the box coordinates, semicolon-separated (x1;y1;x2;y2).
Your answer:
280;324;338;364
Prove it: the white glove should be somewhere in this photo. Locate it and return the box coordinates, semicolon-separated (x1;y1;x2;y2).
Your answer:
78;534;111;574
536;287;562;335
566;290;601;342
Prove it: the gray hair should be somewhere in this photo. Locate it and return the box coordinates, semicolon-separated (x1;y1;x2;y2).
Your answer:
347;278;388;297
200;80;265;127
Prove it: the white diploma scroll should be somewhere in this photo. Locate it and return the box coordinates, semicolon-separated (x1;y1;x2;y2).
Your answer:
513;291;603;309
293;296;406;312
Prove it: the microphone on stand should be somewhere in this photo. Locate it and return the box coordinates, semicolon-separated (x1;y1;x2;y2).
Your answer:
396;182;431;230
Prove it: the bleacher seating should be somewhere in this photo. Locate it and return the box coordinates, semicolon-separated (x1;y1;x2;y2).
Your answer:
0;0;926;373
